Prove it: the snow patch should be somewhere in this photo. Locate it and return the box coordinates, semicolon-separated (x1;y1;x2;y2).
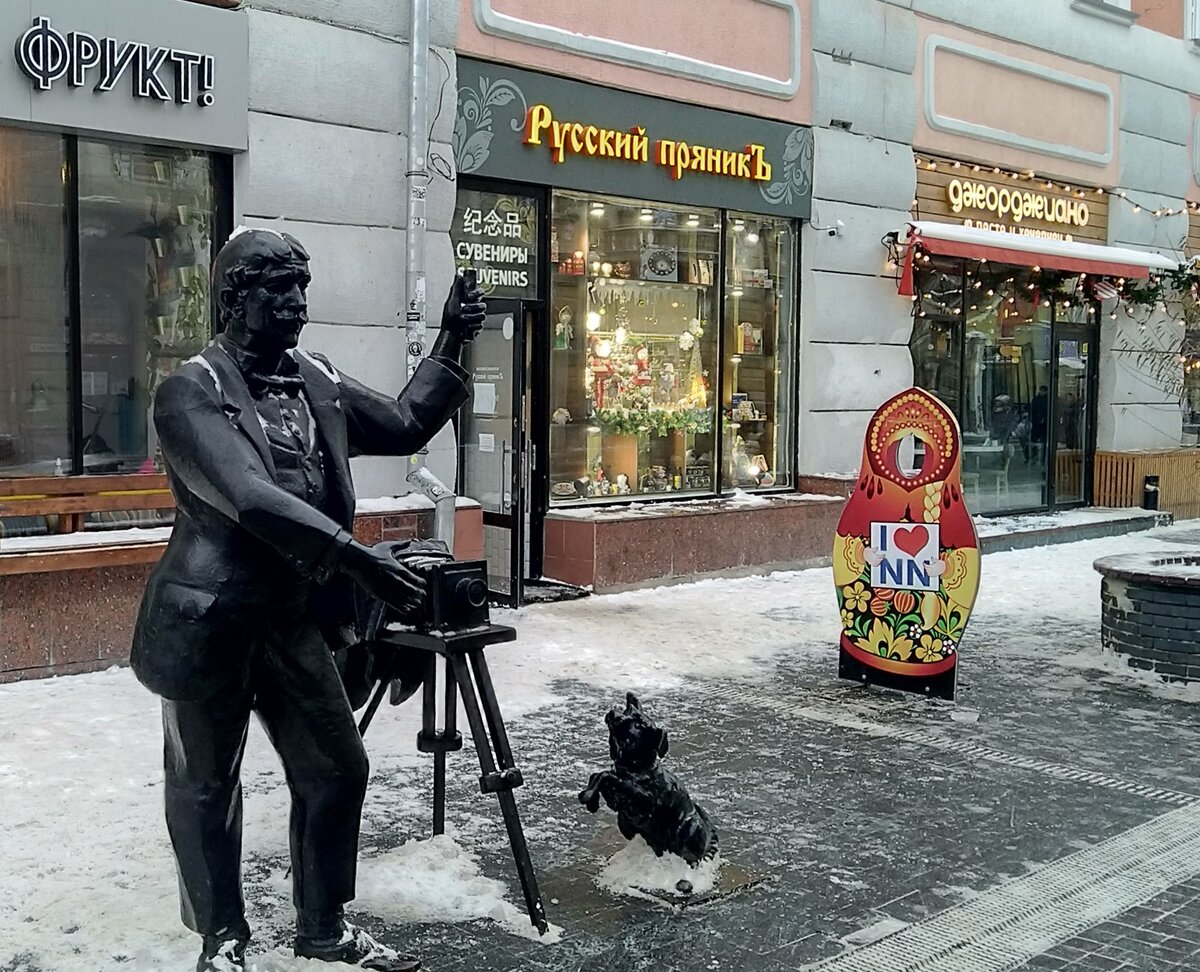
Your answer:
597;836;722;901
354;835;562;943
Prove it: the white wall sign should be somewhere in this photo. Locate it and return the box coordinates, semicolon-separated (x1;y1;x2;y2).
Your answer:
869;522;941;593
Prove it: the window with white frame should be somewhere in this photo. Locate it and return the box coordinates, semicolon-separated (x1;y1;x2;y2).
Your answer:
1188;0;1200;40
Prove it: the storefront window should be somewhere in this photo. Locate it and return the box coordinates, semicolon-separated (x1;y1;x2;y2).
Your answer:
911;260;1102;513
548;192;720;501
0;130;70;476
724;213;796;490
78;140;216;474
0;126;220;478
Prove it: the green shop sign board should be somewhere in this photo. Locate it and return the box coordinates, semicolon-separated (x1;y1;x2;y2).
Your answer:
455;59;812;220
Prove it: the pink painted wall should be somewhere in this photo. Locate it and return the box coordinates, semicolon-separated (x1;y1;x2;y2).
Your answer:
1133;0;1185;38
458;0;812;125
915;17;1121;188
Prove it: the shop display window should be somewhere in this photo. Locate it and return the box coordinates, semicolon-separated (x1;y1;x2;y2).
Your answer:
548;192;720;501
911;259;1101;513
0;129;70;477
78;140;217;475
723;213;796;490
0;124;222;478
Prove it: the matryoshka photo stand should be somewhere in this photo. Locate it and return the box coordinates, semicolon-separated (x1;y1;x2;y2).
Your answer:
833;388;981;701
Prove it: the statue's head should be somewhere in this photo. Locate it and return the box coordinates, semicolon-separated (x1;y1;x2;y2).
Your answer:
213;228;311;356
606;692;669;772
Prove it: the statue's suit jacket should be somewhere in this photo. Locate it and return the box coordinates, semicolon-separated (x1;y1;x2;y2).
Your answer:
130;342;470;702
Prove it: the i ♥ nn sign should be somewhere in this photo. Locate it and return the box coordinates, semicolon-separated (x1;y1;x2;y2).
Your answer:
869;523;941;593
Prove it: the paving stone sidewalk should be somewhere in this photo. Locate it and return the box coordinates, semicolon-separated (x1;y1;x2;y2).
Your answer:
307;567;1200;971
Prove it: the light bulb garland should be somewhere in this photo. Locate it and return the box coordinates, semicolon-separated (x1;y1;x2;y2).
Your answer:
899;240;1200;382
913;154;1200;221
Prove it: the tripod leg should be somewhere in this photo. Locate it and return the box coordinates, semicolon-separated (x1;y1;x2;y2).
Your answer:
419;656;446;837
469;650;516;769
450;654;548;935
434;657;457;837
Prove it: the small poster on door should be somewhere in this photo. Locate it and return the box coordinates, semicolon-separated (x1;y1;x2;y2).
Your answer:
472;382;497;416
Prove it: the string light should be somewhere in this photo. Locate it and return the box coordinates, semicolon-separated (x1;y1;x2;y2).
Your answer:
912;155;1191;219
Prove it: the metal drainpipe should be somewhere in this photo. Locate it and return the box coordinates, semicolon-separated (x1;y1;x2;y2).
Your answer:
403;0;456;551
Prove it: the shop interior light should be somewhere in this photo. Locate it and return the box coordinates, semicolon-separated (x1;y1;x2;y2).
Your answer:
687;215;700;227
587;425;601;434
586;311;601;331
639;209;653;223
745;227;760;245
729;287;744;298
590;204;605;216
733;219;746;232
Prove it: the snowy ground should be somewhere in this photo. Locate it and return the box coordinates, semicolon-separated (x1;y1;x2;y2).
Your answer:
3;526;1200;972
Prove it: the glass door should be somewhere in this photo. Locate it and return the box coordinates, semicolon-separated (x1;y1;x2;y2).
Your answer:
458;302;526;605
1050;322;1096;507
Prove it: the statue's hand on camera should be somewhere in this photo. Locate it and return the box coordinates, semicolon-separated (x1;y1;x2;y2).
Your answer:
340;540;426;615
441;274;486;343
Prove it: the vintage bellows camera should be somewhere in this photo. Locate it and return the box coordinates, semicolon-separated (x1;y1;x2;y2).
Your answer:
418;557;491;631
386;540;491;632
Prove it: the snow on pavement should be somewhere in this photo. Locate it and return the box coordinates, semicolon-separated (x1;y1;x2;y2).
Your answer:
0;529;1190;971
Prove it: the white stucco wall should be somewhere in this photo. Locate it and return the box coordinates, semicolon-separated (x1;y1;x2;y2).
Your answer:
802;0;918;475
235;1;461;497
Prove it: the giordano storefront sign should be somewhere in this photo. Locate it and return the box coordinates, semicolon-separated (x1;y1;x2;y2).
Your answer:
0;0;247;151
455;58;813;220
914;158;1108;244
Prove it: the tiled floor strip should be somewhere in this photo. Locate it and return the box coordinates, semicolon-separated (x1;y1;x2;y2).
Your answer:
799;802;1200;971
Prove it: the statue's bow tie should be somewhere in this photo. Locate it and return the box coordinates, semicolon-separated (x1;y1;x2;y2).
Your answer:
246;371;306;399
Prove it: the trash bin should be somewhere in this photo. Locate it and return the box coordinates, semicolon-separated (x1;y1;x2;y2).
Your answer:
1143;475;1160;511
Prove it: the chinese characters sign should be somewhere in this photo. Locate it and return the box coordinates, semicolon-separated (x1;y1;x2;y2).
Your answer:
452;189;538;300
833;389;981;701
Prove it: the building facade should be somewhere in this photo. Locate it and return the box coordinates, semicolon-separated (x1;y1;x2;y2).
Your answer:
2;0;1200;680
454;0;1200;594
0;0;476;681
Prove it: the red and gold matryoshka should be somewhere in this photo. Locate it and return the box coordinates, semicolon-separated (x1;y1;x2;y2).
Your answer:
832;388;980;700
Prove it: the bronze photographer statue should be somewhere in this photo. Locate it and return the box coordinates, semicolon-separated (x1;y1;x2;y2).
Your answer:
130;228;484;972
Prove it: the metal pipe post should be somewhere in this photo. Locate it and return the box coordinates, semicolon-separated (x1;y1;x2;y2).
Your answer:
402;0;457;548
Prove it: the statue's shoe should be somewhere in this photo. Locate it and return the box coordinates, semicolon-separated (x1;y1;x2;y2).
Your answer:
196;934;248;972
294;923;421;971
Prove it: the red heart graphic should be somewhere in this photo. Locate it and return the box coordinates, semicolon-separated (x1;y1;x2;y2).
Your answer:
893;526;929;557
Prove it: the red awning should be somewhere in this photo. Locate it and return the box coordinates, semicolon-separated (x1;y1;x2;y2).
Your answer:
898;221;1179;296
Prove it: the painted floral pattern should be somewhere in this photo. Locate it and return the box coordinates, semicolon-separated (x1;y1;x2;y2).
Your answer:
454;75;528;175
832;390;981;681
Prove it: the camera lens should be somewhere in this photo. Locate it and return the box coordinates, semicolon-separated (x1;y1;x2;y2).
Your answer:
457;577;489;609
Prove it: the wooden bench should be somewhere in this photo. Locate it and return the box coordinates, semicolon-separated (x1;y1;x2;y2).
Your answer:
0;474;176;576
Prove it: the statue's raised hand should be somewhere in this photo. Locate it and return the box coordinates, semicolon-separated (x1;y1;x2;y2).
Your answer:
441;273;486;343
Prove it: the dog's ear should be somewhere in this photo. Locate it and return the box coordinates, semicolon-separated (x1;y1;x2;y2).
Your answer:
605;708;617;728
656;728;669;757
626;692;640;711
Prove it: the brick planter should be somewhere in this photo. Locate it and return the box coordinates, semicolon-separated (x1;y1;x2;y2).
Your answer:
1094;553;1200;682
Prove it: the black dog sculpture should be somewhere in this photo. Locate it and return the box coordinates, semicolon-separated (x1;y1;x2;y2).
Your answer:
579;693;718;867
